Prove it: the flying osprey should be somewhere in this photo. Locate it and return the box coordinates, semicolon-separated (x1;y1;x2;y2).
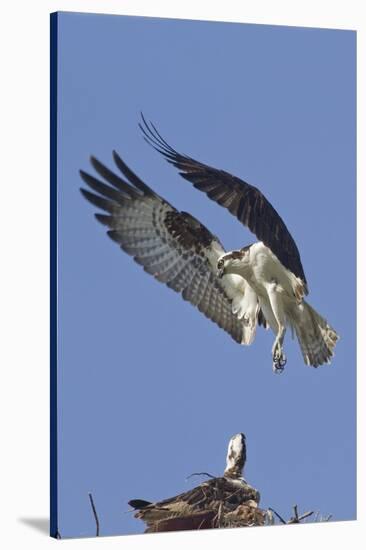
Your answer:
128;433;266;532
80;116;339;372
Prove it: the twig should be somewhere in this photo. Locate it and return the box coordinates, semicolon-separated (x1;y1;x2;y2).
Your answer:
265;509;275;525
88;492;100;536
268;507;287;525
297;510;314;522
197;518;207;530
215;502;224;528
287;505;314;524
185;472;216;481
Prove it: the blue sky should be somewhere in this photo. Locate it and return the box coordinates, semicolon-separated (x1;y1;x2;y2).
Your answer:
55;12;356;538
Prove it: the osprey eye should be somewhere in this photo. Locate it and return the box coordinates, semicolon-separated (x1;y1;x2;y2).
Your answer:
218;259;224;268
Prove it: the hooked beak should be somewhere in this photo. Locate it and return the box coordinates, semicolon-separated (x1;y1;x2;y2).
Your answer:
217;267;225;279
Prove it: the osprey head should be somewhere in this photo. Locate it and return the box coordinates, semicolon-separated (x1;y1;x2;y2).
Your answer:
224;433;247;479
217;247;251;278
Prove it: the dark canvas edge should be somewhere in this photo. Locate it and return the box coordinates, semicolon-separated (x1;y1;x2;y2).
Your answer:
50;11;59;540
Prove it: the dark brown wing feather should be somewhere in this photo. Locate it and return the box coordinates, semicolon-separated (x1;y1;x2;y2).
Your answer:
129;477;261;532
131;477;259;514
139;115;308;291
156;476;259;508
142;506;266;532
80;152;245;343
144;510;216;532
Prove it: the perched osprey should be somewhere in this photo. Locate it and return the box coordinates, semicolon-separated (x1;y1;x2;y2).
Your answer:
128;433;265;532
80;117;339;371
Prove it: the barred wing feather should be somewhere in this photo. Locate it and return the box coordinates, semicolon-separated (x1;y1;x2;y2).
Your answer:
80;152;245;343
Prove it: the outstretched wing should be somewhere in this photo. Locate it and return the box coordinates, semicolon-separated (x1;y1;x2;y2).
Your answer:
80;152;246;343
139;116;308;292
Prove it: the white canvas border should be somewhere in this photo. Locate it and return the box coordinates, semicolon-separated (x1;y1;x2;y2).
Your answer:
0;1;363;549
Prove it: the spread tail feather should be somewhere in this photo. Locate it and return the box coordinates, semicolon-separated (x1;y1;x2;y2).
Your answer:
129;499;152;510
293;301;339;367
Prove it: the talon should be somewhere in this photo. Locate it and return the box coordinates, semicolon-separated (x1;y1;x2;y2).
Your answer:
272;352;286;374
272;361;285;374
279;354;287;368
